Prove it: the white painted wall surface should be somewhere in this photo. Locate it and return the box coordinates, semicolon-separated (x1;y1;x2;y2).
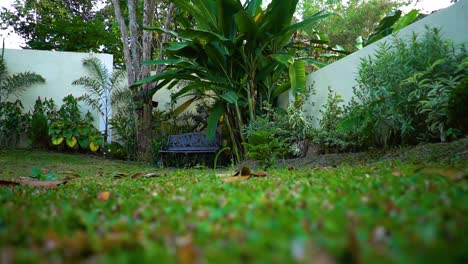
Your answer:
3;49;113;132
304;0;468;127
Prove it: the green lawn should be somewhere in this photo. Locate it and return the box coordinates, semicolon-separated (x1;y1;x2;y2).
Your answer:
0;148;467;263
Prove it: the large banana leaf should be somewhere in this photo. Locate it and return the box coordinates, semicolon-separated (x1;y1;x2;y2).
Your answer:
206;101;225;140
289;60;306;96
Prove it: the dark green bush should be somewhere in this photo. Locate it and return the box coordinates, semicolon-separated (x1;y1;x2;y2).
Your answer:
0;100;29;147
448;76;468;134
29;97;56;148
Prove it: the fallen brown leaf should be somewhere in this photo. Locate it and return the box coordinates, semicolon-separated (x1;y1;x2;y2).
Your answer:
131;172;145;179
391;167;402;177
0;180;20;187
20;180;68;188
132;172;162;179
113;173;129;179
415;167;467;181
251;171;268;177
221;176;251;183
176;235;200;264
98;191;110;201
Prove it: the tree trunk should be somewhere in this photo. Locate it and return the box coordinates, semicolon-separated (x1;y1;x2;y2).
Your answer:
111;0;174;162
135;99;153;162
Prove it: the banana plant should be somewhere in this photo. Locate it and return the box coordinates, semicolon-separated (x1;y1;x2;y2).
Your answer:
134;0;330;160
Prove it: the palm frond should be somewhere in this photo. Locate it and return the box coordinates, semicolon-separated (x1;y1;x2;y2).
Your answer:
82;57;110;87
77;94;103;115
0;72;45;101
72;77;103;97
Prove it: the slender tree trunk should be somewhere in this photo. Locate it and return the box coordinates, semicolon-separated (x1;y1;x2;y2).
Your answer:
111;0;134;85
111;0;175;162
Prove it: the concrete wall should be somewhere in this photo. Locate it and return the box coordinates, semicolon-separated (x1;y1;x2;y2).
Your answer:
303;0;468;127
3;49;113;132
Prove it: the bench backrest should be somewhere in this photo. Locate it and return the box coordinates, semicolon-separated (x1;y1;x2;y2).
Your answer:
166;132;221;152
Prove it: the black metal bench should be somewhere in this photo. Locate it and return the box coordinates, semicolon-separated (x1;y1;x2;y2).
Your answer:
159;132;221;167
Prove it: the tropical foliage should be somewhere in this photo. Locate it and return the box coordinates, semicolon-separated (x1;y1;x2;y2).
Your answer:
135;0;330;161
311;27;468;152
72;56;127;142
300;0;412;51
0;0;122;63
48;95;103;152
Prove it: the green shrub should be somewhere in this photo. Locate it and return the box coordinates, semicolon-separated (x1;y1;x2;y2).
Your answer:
48;95;103;152
0;100;29;147
310;89;365;153
448;76;468;134
243;120;288;168
352;27;467;146
29;97;57;148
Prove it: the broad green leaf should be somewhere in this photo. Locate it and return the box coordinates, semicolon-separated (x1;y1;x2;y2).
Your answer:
300;58;328;69
66;136;77;148
44;172;58;181
166;42;191;51
271;54;294;66
51;136;64;145
78;137;90;149
289;60;306;96
207;101;225;141
172;97;197;116
219;90;239;104
31;166;42;178
393;10;419;32
179;29;229;42
272;82;291;98
89;141;100;152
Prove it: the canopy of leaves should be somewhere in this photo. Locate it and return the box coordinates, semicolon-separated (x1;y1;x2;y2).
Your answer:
299;0;411;51
0;0;122;63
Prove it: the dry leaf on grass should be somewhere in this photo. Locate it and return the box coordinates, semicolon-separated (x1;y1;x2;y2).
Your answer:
132;172;163;179
98;191;110;201
113;173;129;179
221;176;251;183
415;167;467;181
176;235;200;264
391;167;402;177
251;171;268;177
220;166;268;182
1;177;70;188
0;180;20;187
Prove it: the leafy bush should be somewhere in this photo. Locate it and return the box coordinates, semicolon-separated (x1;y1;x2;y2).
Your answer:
48;95;103;152
243;118;288;168
29;97;57;148
109;103;137;160
310;89;364;153
0;100;30;147
448;76;468;134
351;27;467;146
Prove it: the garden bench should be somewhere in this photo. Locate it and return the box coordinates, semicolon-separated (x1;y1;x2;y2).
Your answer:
159;132;221;167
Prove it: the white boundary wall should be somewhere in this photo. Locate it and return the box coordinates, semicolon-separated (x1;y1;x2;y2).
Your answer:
303;0;468;127
3;49;113;132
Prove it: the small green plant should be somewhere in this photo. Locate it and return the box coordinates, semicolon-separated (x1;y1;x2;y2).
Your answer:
243;129;287;169
31;166;57;181
48;95;103;152
72;56;127;142
29;97;57;148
